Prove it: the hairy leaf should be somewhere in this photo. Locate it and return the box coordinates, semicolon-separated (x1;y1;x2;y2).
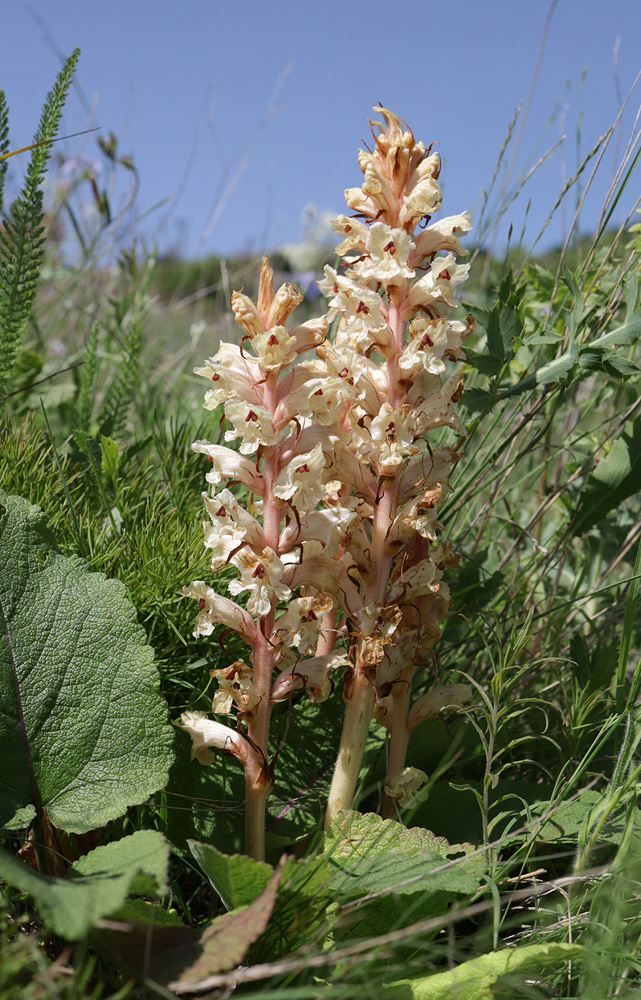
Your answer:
0;490;174;832
383;942;582;999
324;811;483;897
188;839;272;909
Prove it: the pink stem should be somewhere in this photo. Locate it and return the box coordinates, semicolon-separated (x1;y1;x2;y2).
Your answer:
245;372;280;860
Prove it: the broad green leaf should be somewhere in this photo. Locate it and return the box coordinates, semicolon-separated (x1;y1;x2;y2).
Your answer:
572;420;641;534
188;839;272;909
517;789;603;844
383;943;582;999
463;350;503;377
112;898;184;926
189;840;335;957
499;304;522;353
602;354;640;377
485;309;505;361
0;491;174;832
578;347;640;377
324;811;483;897
460;388;492;413
499;345;577;398
0;830;169;940
595;308;641;348
94;861;283;988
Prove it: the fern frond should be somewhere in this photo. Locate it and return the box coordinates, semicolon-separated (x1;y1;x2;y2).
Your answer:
99;319;142;439
0;91;10;213
0;48;80;398
75;320;100;431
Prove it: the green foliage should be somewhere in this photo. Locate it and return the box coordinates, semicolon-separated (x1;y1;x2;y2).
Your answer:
0;830;169;940
188;840;273;909
0;49;80;399
0;490;174;833
74;320;100;431
94;863;283;989
383;943;582;999
572;419;641;535
98;251;156;439
324;811;483;899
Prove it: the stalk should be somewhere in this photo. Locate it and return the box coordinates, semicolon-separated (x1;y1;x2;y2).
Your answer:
325;302;403;828
324;671;376;826
245;622;274;860
244;381;280;859
382;674;412;819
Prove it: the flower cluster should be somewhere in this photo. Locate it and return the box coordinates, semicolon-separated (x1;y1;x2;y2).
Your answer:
177;260;357;858
178;107;473;857
315;108;475;822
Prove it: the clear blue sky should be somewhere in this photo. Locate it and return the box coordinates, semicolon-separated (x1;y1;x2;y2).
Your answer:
2;0;641;260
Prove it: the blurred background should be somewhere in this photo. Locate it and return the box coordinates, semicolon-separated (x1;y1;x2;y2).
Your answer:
3;0;641;261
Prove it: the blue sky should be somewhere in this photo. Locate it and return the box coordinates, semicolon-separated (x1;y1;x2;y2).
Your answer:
2;0;641;260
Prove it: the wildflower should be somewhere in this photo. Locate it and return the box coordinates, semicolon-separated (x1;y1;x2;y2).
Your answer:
181;109;471;854
210;660;260;717
384;766;429;807
227;546;294;618
318;107;472;826
175;710;251;765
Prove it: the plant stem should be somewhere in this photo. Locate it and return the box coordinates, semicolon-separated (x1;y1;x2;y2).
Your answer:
245;622;274;861
244;372;280;860
244;764;270;861
382;674;412;818
324;670;376;828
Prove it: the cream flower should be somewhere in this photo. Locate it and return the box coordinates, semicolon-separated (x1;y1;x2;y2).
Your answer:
330;214;369;254
395;486;443;542
399;318;451;376
352;223;415;284
211;660;259;716
267;281;304;326
400;164;443;229
230;290;265;338
223;400;280;454
410;211;472;264
201;490;265;569
194;343;262;410
369;402;420;473
251;325;299;370
383;766;428;806
318;266;388;348
176;710;251;764
202;490;247;568
181;581;257;644
191;441;265;494
272;595;334;655
271;650;348;703
273;443;327;512
403;253;470;317
228;546;293;617
388;559;439;602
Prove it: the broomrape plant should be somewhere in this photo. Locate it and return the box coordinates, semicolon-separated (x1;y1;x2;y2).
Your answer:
178;107;474;859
